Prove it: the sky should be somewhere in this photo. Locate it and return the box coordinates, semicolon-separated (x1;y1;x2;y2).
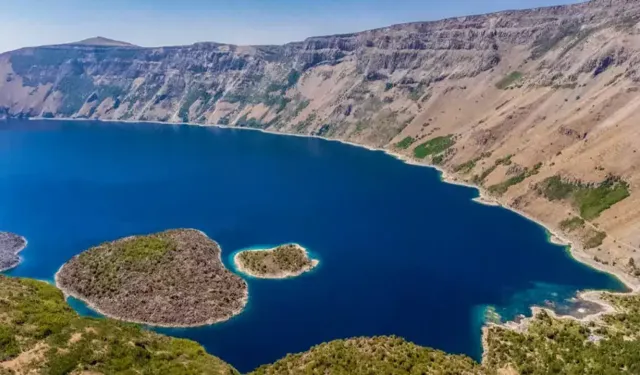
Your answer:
0;0;582;52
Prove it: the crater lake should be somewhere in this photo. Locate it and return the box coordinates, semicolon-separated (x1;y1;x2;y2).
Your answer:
0;119;626;372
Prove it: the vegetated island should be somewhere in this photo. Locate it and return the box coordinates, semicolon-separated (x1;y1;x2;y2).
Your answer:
0;232;27;272
234;243;319;279
55;229;248;327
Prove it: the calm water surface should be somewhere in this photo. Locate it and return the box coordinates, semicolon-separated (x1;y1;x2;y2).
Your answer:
0;119;625;372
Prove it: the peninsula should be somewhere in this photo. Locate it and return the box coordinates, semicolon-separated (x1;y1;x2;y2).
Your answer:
234;244;319;279
0;232;27;272
55;229;248;327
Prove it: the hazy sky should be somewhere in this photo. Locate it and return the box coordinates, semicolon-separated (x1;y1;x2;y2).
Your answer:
0;0;581;52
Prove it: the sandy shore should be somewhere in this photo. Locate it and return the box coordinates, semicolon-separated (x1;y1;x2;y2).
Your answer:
54;228;249;328
233;244;320;279
34;117;639;332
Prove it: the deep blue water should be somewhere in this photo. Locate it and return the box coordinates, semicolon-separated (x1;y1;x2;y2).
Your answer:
0;119;626;372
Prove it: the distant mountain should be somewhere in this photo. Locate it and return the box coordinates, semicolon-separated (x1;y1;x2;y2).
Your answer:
0;0;638;284
68;36;137;47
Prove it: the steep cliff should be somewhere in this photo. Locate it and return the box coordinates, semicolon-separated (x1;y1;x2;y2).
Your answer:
0;0;639;281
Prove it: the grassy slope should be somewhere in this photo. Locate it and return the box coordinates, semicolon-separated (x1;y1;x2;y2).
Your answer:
4;275;640;374
249;336;483;375
484;294;640;375
0;275;238;375
538;175;630;220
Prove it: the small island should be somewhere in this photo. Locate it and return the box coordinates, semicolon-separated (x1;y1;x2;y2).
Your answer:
0;232;27;271
234;243;319;279
55;229;248;327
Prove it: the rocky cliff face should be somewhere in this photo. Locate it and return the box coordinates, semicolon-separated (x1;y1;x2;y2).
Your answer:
1;0;639;281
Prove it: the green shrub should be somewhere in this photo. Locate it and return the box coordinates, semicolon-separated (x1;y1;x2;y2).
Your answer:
488;173;527;195
286;70;301;88
0;326;20;361
584;230;607;249
487;162;541;196
413;135;455;159
432;154;445;165
539;175;576;201
120;237;174;262
0;276;239;374
559;217;585;232
56;76;96;116
394;136;415;150
453;160;477;174
495;72;523;90
539;176;630;220
472;165;496;185
574;178;630;220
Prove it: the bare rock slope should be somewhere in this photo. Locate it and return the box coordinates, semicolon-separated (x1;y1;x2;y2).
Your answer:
1;0;639;280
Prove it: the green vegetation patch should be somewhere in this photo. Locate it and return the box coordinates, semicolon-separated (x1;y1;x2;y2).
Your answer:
394;136;415;150
470;154;514;185
473;165;497;185
56;75;96;116
487;162;542;196
454;160;477;174
236;113;267;129
584;229;607;249
413;135;455;159
530;23;581;59
432;154;445;165
120;236;174;262
454;152;492;175
495;71;523;90
559;216;585;232
494;154;513;166
0;275;238;374
250;336;482;375
538;175;630;220
486;293;640;375
178;86;214;122
264;70;301;95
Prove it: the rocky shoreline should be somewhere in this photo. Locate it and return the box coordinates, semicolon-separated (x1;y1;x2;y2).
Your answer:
0;232;27;272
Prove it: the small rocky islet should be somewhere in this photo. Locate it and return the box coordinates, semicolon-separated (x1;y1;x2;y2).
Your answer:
0;232;27;272
55;229;248;327
234;243;319;279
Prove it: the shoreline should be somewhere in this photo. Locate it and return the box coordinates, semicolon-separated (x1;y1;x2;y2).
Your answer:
31;116;639;355
0;235;28;273
54;228;249;329
233;244;320;279
36;115;639;290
